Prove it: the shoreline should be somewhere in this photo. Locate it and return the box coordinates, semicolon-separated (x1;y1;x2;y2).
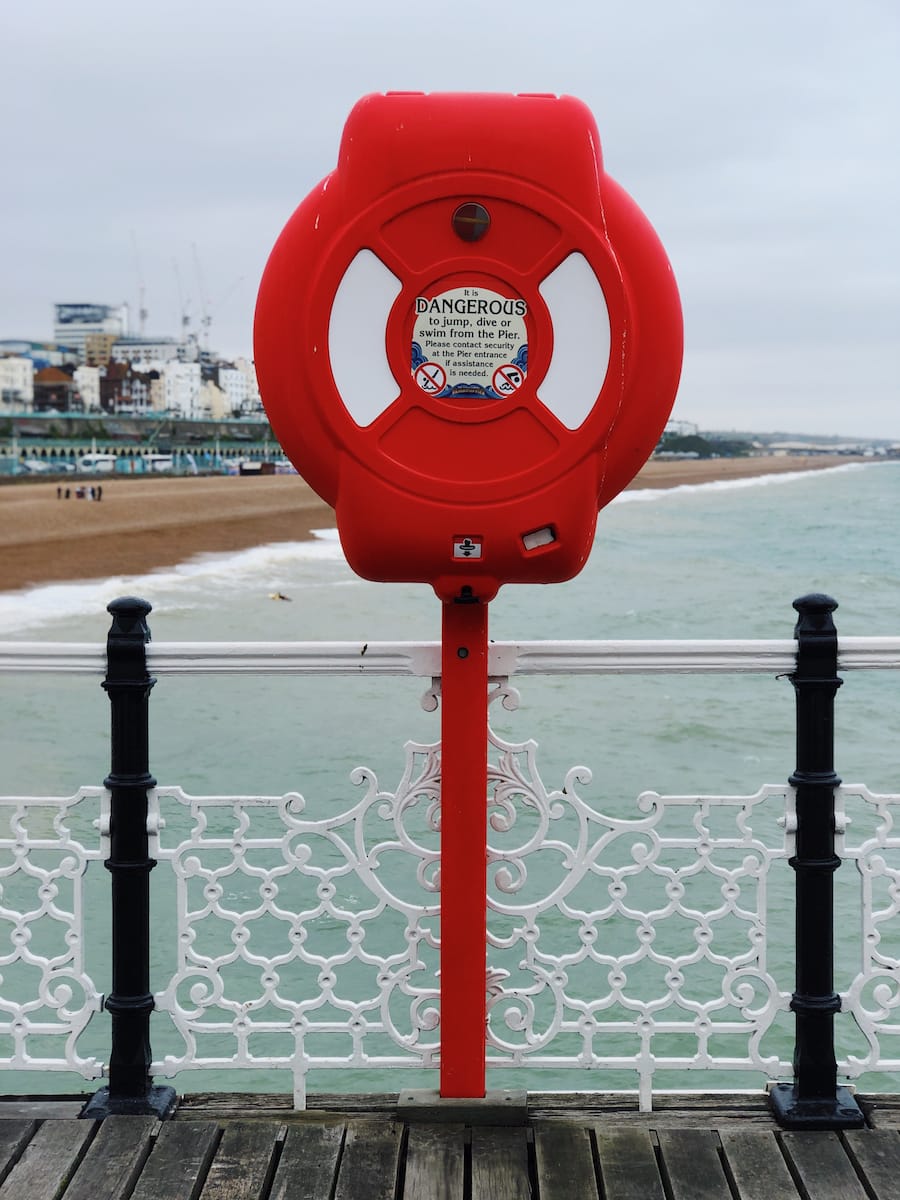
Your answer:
0;456;871;594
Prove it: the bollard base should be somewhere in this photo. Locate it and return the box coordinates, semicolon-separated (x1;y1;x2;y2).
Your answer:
769;1083;865;1129
80;1085;177;1121
397;1088;528;1125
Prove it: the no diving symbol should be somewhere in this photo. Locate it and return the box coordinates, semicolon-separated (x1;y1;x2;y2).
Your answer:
414;362;447;393
492;364;524;395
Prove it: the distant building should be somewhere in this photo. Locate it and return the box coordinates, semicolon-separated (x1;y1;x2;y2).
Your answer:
216;365;253;415
73;365;101;411
110;336;198;367
233;357;262;413
0;340;78;369
768;441;861;456
84;334;118;366
99;362;155;414
161;361;202;418
662;418;699;438
52;303;128;363
199;378;228;420
33;366;80;413
0;356;34;410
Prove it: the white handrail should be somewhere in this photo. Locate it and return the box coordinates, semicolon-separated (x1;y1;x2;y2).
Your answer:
0;643;107;673
2;636;900;676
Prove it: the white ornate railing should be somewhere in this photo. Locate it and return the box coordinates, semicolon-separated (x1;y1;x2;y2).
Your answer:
0;786;106;1079
1;629;900;1109
837;784;900;1078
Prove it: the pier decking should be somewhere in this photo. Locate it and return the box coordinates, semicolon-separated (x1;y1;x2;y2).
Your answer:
1;1092;899;1199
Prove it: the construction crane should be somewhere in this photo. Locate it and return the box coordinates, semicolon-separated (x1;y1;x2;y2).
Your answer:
130;230;148;336
190;244;244;356
192;244;212;350
172;259;192;339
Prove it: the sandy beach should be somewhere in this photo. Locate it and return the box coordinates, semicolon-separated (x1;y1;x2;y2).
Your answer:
0;456;861;593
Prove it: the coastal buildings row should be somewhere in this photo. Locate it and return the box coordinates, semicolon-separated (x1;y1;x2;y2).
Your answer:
0;303;261;420
4;303;895;459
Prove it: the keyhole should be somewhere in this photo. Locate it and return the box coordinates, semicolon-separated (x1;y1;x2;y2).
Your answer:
452;203;490;242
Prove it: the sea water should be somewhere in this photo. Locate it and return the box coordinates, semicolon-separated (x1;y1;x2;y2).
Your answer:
2;460;899;1095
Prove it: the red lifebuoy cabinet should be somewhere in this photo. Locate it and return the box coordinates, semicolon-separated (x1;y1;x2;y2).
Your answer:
255;92;683;1099
254;91;682;603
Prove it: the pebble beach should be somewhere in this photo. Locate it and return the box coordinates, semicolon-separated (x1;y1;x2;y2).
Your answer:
0;456;860;593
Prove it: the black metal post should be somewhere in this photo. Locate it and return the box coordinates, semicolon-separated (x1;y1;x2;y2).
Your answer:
770;593;864;1129
81;598;176;1119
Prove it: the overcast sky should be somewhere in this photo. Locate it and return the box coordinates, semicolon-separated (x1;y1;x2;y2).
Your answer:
4;0;898;437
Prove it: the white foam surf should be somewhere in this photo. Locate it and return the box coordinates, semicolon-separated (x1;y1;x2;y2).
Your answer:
611;460;871;504
0;532;349;636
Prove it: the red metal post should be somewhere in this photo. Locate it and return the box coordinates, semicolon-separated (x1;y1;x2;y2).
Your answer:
439;598;489;1097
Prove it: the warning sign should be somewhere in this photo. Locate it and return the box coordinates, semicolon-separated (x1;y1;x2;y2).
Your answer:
414;362;447;393
492;364;525;395
411;285;528;399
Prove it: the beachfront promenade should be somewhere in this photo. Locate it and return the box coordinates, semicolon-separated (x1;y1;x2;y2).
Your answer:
3;593;900;1195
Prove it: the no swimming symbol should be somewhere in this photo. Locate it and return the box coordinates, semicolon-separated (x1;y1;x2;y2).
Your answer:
414;362;447;393
492;364;524;394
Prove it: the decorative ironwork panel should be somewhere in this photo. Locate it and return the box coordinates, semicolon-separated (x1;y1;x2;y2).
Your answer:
149;682;795;1106
0;788;105;1078
150;752;444;1106
482;685;794;1106
837;784;900;1077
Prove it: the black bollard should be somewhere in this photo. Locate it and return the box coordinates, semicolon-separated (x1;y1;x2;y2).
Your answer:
769;594;864;1129
81;598;176;1119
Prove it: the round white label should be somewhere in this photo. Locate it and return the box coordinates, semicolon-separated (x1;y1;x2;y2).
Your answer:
411;286;528;399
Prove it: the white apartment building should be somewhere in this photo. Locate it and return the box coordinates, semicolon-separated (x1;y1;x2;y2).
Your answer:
53;303;128;362
233;357;262;413
111;336;199;367
161;362;202;418
73;365;101;411
0;356;35;409
217;366;251;415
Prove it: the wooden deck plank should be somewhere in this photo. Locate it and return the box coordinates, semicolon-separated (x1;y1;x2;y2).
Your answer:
334;1120;403;1200
861;1096;900;1129
718;1130;801;1200
532;1091;779;1127
0;1102;84;1120
843;1129;900;1200
403;1124;465;1200
0;1120;38;1187
198;1121;280;1200
0;1118;94;1199
594;1128;665;1200
63;1115;157;1200
533;1123;597;1200
129;1120;220;1200
268;1123;344;1200
656;1129;732;1200
779;1131;869;1200
471;1128;532;1200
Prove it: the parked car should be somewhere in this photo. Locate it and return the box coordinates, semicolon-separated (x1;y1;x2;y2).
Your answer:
77;454;117;473
141;454;174;473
